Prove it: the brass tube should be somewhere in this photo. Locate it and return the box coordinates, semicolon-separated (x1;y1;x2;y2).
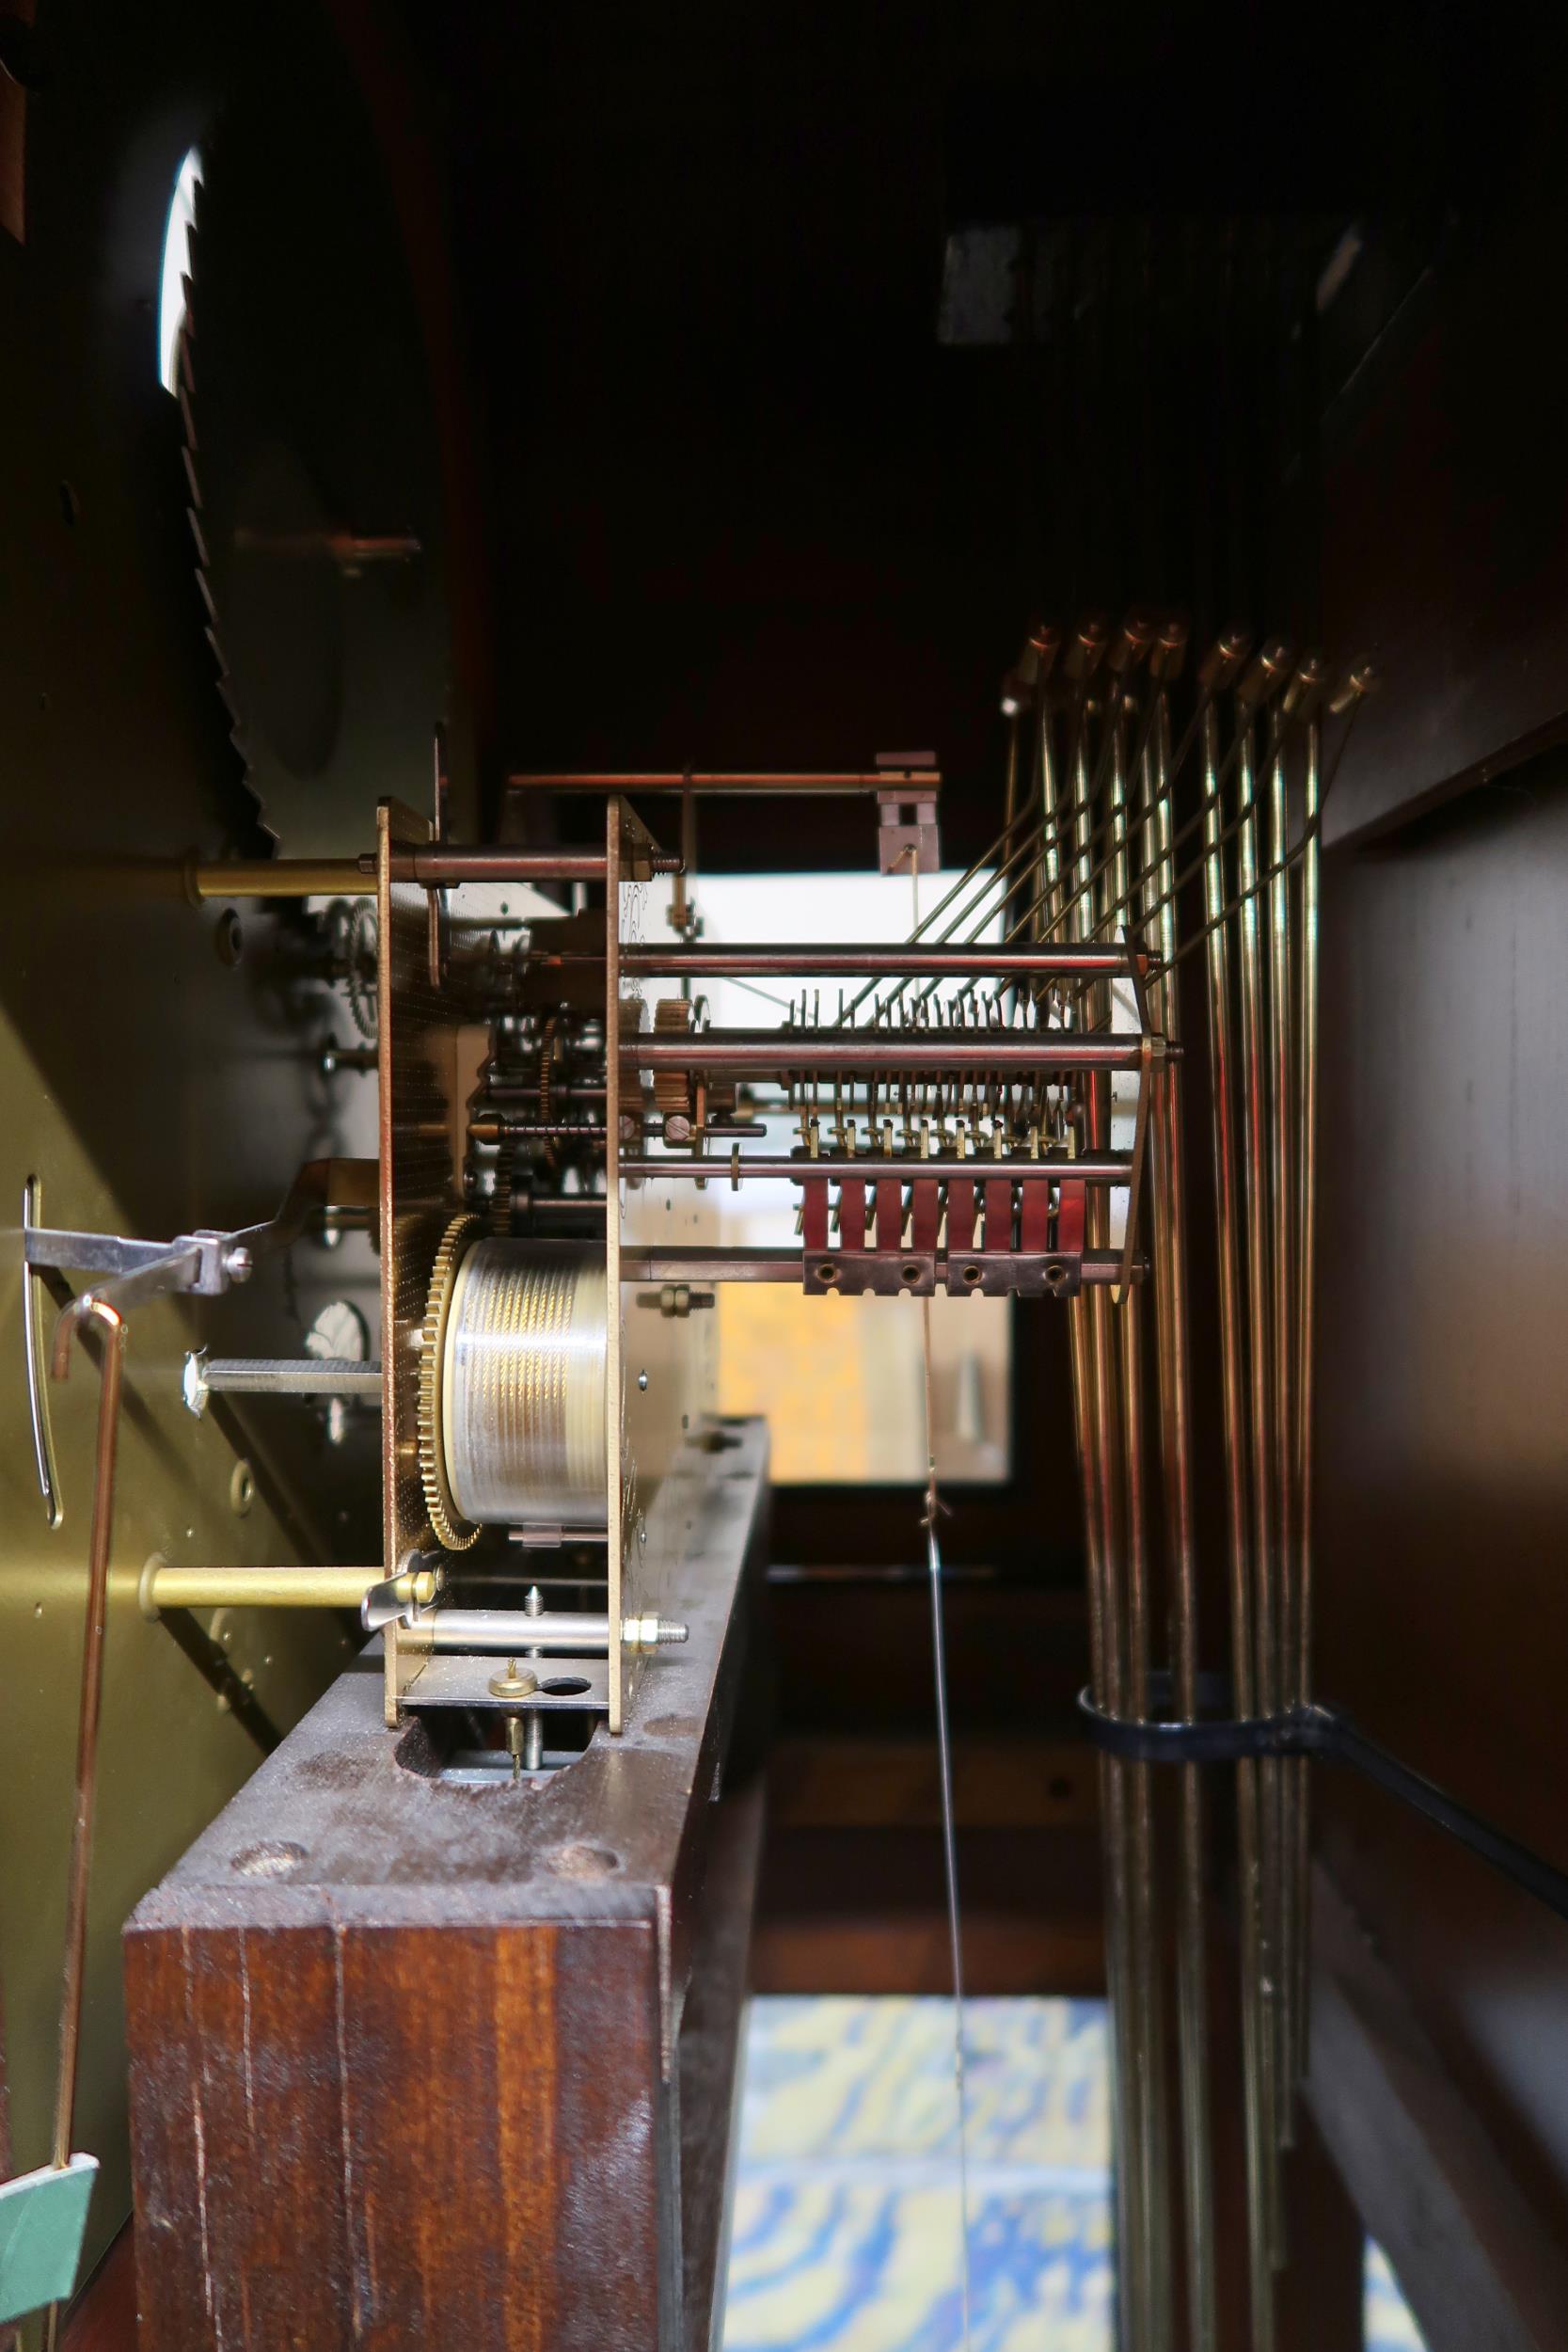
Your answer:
1202;707;1275;2349
1266;702;1300;2139
1032;667;1063;944
1291;714;1323;2088
1111;707;1172;2352
140;1563;435;1614
188;856;369;901
1146;704;1217;2352
1067;716;1145;2347
1234;715;1286;2261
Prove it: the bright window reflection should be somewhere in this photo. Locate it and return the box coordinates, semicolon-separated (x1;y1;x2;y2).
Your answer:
157;148;202;393
687;872;1012;1486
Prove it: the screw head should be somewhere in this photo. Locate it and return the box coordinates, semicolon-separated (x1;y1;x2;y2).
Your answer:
224;1244;254;1284
181;1349;210;1417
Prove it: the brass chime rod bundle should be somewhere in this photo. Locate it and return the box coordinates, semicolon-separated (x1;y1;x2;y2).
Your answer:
839;622;1368;1050
1018;611;1371;2352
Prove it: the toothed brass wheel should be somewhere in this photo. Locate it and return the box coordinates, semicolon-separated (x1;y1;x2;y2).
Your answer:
417;1214;484;1552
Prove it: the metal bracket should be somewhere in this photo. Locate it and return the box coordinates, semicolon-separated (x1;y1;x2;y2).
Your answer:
21;1158;377;1523
23;1157;376;1322
22;1177;62;1526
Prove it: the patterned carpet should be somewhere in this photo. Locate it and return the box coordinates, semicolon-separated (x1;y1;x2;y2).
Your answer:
723;1996;1423;2351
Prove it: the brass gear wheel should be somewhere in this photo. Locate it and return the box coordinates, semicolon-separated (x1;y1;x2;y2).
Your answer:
652;995;695;1120
418;1213;484;1552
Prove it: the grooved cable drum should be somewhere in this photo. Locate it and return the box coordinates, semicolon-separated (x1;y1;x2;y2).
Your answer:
440;1241;608;1528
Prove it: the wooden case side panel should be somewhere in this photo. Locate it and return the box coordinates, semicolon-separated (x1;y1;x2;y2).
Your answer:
126;1920;351;2350
126;1917;663;2352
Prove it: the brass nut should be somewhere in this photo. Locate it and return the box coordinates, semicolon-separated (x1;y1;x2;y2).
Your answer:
489;1659;539;1700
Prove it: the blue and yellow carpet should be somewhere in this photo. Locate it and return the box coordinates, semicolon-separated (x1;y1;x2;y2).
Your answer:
724;1996;1423;2352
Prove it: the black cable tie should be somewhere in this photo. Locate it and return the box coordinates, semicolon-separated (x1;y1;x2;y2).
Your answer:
1077;1688;1568;1927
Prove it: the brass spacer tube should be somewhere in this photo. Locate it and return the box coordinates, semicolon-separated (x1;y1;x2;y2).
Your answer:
138;1560;435;1618
186;856;371;902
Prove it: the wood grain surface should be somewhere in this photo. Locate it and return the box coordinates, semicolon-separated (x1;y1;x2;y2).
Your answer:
124;1425;768;2351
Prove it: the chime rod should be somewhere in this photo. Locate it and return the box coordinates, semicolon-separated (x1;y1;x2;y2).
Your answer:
1110;709;1174;2352
1005;633;1264;962
1144;704;1217;2352
1085;657;1372;976
1266;670;1302;2138
1142;683;1363;981
1064;713;1147;2346
898;634;1232;1023
1029;640;1366;991
1201;703;1276;2351
1233;706;1289;2265
1290;711;1323;2090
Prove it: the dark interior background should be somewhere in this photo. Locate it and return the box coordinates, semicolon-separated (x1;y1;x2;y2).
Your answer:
402;0;1552;864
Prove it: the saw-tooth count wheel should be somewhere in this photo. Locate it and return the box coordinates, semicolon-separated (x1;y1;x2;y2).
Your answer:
418;1213;484;1552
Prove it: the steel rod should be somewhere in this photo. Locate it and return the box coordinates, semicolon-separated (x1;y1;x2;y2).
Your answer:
406;1609;685;1653
198;1357;382;1399
614;942;1140;977
620;1245;1143;1284
507;770;938;794
190;846;684;898
388;846;681;885
619;1153;1132;1184
416;1610;613;1650
631;1029;1155;1074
